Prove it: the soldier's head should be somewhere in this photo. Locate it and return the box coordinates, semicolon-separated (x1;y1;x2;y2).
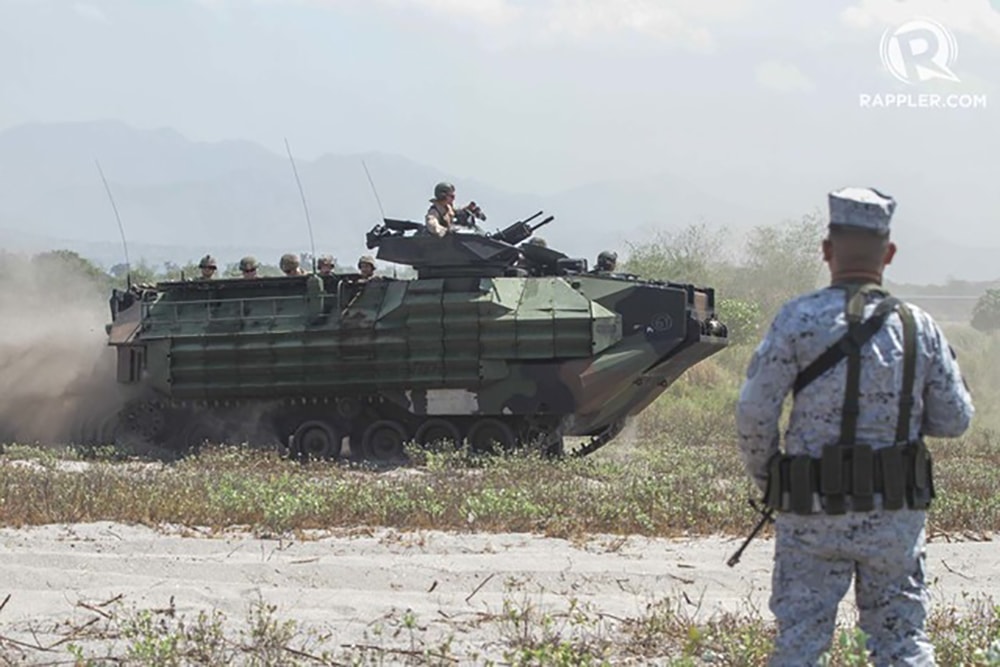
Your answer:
527;237;547;248
198;254;217;279
432;181;456;204
279;253;302;276
824;187;897;280
597;250;617;272
239;256;259;278
317;254;335;276
358;255;376;278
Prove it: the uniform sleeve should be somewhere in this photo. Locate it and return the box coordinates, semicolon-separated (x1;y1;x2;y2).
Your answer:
425;209;447;237
735;307;799;492
920;320;974;438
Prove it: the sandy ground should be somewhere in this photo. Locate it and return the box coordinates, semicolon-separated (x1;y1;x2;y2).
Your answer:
0;522;997;662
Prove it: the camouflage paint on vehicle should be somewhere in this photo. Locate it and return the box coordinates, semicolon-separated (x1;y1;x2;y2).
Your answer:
104;212;728;462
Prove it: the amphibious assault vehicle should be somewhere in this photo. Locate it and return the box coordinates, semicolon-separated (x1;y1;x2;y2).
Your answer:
104;213;729;462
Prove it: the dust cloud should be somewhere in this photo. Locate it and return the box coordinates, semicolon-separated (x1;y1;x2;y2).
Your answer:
0;253;126;445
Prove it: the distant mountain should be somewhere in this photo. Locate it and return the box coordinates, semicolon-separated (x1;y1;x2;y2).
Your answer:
0;120;995;283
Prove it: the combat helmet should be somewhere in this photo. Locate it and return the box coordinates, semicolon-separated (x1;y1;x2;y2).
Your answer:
198;254;217;269
279;253;300;273
358;255;376;269
239;256;258;272
317;254;335;268
597;250;617;270
526;237;547;248
433;182;455;201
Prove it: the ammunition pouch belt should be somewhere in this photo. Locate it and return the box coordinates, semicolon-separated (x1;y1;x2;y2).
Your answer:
764;440;934;515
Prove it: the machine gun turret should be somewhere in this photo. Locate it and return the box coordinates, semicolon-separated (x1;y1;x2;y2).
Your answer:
488;211;554;246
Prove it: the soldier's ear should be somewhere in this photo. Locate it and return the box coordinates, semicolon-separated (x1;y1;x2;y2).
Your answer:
883;241;897;266
821;237;833;263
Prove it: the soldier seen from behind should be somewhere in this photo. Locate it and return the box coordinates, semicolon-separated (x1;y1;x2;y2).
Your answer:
317;254;335;276
735;187;974;666
197;254;217;280
280;253;305;276
239;256;258;278
425;181;486;237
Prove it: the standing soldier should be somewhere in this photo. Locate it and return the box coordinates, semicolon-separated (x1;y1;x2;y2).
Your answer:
735;187;974;666
280;253;305;276
317;254;336;276
197;254;217;280
238;256;258;278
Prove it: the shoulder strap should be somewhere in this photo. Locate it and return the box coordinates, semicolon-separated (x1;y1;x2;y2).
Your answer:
793;295;902;396
895;303;917;443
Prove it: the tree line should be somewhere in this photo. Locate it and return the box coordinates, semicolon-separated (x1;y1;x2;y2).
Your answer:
2;218;998;336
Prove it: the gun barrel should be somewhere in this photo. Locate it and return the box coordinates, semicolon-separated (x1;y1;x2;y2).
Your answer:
530;216;554;232
520;210;544;225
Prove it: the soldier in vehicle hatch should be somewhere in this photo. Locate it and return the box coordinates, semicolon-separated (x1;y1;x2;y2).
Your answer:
316;255;335;276
357;255;376;280
280;253;305;276
239;256;259;278
197;254;217;280
425;182;486;237
590;250;617;274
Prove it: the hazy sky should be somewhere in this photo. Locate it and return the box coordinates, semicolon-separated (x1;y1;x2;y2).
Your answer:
1;0;998;240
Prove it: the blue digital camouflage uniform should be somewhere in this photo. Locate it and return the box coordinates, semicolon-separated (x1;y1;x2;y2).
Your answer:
736;187;975;667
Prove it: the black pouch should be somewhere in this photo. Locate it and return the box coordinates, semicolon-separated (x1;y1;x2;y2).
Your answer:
820;445;846;515
851;444;875;512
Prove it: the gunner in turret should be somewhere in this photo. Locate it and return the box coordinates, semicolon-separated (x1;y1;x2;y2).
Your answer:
425;182;486;237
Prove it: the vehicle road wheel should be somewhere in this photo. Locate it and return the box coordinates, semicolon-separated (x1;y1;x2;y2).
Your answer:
467;418;516;454
291;420;341;462
414;419;462;450
362;420;409;465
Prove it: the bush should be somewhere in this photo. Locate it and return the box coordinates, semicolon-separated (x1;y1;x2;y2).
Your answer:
971;289;1000;333
718;298;764;345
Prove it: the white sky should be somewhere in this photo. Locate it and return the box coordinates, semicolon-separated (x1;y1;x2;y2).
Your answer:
1;0;998;246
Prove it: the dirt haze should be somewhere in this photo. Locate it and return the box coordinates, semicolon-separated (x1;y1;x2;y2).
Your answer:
0;253;123;444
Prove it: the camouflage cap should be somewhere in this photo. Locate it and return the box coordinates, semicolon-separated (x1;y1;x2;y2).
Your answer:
239;256;258;271
358;255;376;268
198;254;217;269
828;187;895;236
279;253;300;271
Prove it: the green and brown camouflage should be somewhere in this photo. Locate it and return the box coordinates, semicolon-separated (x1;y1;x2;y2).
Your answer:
104;212;728;463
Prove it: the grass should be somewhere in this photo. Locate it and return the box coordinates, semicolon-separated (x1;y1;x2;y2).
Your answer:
3;586;999;665
1;328;998;665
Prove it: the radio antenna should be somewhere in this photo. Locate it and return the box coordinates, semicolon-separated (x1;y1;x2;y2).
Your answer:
362;159;387;221
284;137;317;271
95;159;131;288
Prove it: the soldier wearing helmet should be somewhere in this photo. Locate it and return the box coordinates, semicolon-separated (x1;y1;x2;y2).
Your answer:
316;254;335;276
197;254;217;280
527;237;547;248
592;250;618;274
357;255;376;280
280;253;305;276
239;256;259;278
425;182;486;237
